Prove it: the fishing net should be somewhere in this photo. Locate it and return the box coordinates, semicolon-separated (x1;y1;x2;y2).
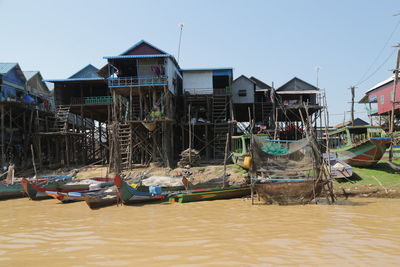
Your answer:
251;136;321;179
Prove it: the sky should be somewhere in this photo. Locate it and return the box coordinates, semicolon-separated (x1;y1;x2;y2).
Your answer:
1;0;399;125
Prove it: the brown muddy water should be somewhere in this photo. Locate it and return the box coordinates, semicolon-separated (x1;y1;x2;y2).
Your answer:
1;198;400;266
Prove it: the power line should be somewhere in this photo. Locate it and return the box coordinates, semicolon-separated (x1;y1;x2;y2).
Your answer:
355;18;400;86
355;49;396;86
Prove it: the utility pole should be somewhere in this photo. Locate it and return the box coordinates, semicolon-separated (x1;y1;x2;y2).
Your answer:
389;44;400;162
350;86;356;126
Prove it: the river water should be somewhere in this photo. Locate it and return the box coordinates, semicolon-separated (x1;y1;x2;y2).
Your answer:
1;197;399;266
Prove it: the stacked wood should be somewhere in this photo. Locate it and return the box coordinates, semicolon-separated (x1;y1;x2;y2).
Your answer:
177;148;201;168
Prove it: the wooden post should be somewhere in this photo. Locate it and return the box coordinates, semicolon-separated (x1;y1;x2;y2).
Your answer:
223;123;231;188
1;104;4;166
350;86;355;126
389;47;400;162
31;144;37;177
129;87;132;121
188;104;192;166
65;135;69;167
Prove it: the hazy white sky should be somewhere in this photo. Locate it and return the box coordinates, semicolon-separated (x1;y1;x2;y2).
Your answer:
1;0;399;124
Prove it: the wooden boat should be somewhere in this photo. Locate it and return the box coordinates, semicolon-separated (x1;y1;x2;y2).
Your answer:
253;178;325;205
169;186;251;203
84;188;119;210
0;183;25;200
0;177;56;200
22;177;114;200
323;153;353;179
114;174;173;205
329;126;391;167
46;189;102;203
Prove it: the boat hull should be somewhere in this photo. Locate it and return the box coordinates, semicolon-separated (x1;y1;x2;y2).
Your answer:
254;180;324;205
0;184;25;200
84;194;118;209
22;178;113;201
115;174;168;205
169;186;251;203
334;138;391;167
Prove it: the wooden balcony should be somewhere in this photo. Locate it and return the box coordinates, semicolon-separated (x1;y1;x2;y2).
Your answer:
108;75;168;88
70;96;112;105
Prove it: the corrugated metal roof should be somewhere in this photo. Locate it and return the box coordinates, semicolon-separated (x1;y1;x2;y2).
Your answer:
0;63;17;75
233;75;256;84
276;77;318;92
23;71;39;81
182;67;233;71
46;64;104;83
103;54;171;59
365;75;397;94
276;90;319;94
45;78;104;83
119;40;169;56
69;64;102;79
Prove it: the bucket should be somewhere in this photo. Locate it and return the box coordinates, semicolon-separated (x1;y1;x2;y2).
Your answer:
149;185;162;196
244;156;252;169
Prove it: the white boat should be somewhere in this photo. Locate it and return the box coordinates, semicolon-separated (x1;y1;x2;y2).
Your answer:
323;153;353;179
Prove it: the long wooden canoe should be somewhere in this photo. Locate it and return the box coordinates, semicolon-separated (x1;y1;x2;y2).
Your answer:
22;177;114;200
169;186;251;203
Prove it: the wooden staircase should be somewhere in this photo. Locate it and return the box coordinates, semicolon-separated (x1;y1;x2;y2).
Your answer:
212;95;228;122
213;123;229;159
262;102;273;127
52;106;70;132
131;95;140;120
117;123;132;169
212;95;230;159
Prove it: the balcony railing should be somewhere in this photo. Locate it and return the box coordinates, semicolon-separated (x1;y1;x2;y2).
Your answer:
108;75;168;88
70;96;113;105
183;87;232;95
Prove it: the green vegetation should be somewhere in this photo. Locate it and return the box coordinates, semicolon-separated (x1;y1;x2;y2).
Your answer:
194;167;206;172
215;164;248;175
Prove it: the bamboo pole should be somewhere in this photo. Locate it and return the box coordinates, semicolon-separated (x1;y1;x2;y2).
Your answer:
188;104;192;167
31;144;37;177
389;48;400;162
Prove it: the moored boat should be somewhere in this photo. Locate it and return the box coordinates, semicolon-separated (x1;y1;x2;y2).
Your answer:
323;153;353;179
168;186;251;203
0;183;25;200
114;174;172;205
22;177;114;200
84;187;119;209
329;126;391;167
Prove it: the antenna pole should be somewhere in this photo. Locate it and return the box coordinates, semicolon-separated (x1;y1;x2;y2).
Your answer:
177;23;184;63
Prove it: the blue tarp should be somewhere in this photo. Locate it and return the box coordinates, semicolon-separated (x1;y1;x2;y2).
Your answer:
23;95;35;103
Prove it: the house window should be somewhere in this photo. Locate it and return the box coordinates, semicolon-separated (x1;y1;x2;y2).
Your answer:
238;89;247;97
390;91;394;101
381;95;385;104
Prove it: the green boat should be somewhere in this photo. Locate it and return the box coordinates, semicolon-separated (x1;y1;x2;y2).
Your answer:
0;183;25;200
169;186;251;203
328;126;391;167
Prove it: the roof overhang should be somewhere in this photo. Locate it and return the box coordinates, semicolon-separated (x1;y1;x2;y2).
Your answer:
103;54;171;59
45;78;105;83
276;90;319;94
